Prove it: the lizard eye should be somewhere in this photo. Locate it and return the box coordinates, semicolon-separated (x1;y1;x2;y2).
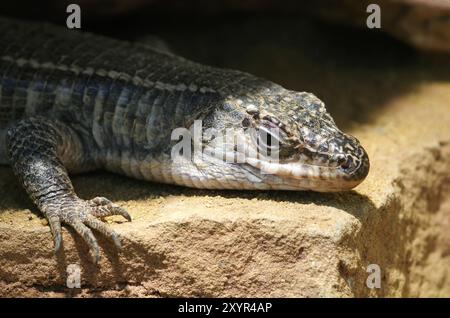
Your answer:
258;125;280;149
249;117;297;159
249;124;281;157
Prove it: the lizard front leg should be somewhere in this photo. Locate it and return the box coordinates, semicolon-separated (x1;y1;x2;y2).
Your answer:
6;117;131;263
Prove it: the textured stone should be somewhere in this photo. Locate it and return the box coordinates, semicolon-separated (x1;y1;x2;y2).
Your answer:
0;14;449;297
68;0;450;52
305;0;450;53
3;0;450;52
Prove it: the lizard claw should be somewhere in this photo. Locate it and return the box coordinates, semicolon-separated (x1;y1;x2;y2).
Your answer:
89;197;132;222
54;232;62;254
48;215;63;253
45;196;131;263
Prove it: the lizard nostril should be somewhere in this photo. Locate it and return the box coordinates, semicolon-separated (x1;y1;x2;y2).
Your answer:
340;157;353;171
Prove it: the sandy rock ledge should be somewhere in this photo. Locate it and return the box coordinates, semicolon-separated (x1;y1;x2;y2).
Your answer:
0;81;449;297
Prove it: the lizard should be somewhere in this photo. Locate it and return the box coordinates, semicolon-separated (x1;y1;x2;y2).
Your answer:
0;16;370;263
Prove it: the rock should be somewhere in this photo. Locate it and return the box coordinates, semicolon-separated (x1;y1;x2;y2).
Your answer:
3;0;450;52
0;14;449;297
74;0;450;52
304;0;450;53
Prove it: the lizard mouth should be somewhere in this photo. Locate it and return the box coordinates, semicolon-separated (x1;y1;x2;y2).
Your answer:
198;141;370;191
242;150;370;192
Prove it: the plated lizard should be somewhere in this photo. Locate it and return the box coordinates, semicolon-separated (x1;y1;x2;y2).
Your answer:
0;16;369;262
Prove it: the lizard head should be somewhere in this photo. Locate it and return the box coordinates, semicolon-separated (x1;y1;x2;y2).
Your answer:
178;90;369;192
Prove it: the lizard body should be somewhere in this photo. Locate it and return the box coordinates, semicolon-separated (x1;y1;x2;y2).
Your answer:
0;17;369;262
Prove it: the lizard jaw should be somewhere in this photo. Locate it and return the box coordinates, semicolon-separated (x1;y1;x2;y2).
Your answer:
167;151;369;192
242;151;369;192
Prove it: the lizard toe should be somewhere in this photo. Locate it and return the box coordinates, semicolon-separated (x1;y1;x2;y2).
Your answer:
48;215;63;253
89;197;132;221
84;215;123;249
68;219;100;264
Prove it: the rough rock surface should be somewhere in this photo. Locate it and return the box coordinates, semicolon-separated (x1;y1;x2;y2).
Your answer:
306;0;450;53
0;14;449;297
31;0;450;52
2;1;450;52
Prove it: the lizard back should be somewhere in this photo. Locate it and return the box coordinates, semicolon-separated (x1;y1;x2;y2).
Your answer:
0;16;245;165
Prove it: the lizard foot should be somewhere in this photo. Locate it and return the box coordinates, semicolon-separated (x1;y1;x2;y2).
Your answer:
46;196;132;264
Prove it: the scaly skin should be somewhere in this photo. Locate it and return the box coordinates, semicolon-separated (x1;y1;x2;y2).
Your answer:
0;16;369;262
